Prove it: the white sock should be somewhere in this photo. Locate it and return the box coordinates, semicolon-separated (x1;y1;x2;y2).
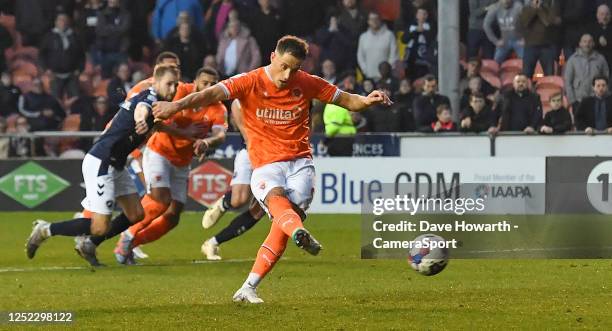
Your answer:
208;237;218;246
42;223;51;238
242;272;261;289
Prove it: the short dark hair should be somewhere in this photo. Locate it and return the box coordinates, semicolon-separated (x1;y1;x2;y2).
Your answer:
593;75;608;86
153;64;180;80
275;35;309;60
195;66;219;80
436;103;450;114
423;74;437;83
155;51;180;65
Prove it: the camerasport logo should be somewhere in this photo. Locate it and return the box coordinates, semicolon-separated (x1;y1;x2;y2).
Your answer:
188;161;232;207
0;161;70;208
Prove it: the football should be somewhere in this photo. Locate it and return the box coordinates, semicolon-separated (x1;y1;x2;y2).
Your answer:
408;234;450;276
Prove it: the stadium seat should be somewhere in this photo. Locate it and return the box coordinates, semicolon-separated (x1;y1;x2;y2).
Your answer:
500;59;523;74
481;59;500;75
93;79;110;97
10;59;39;77
536;76;564;90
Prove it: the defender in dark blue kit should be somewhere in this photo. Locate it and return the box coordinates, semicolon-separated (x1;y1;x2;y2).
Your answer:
26;64;180;261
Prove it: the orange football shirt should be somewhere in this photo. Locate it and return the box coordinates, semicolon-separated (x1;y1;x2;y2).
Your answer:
219;67;340;168
147;83;228;167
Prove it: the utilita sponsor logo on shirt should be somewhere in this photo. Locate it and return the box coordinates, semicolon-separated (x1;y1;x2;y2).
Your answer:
256;107;303;125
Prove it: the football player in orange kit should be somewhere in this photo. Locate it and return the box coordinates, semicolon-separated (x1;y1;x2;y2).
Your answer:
153;36;392;303
113;66;228;264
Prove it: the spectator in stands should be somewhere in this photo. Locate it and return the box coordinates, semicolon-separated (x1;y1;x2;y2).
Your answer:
574;76;612;134
76;0;105;52
40;13;85;100
459;58;496;98
484;0;524;64
460;76;491;110
321;59;337;84
315;14;353;74
377;61;399;93
588;4;612;73
363;84;402;132
499;74;542;133
80;96;113;132
94;0;131;78
361;79;375;96
518;0;561;78
357;12;398;80
540;91;572;134
165;12;209;55
15;0;55;47
280;0;328;38
0;116;8;158
18;78;66;132
430;104;457;133
107;62;131;113
0;72;21;118
558;0;589;60
413;75;451;132
216;20;261;78
247;0;282;58
323;104;356;156
467;0;496;59
402;7;436;80
9;115;31;157
152;0;203;44
125;0;156;61
203;54;219;71
163;22;206;81
0;23;12;73
460;92;497;133
337;0;367;71
394;78;416;132
565;33;610;107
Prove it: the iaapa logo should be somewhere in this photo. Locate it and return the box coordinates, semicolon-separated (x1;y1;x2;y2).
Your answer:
474;185;532;199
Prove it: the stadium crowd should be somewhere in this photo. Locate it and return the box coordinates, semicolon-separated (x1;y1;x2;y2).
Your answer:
1;0;612;158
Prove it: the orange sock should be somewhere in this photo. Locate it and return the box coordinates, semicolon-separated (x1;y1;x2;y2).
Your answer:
82;209;92;219
132;214;177;247
128;195;169;236
250;222;288;282
267;196;304;237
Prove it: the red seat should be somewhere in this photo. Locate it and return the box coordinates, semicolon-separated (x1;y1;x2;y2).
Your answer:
481;59;500;75
481;72;501;89
536;75;564;90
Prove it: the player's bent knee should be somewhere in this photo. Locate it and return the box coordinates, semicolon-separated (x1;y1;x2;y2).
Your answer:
126;205;145;224
150;189;172;207
90;221;110;236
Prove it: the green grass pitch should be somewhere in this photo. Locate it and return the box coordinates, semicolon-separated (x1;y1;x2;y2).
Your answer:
1;212;611;329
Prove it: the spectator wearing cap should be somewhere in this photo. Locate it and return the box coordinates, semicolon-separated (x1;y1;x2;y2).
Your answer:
574;76;612;134
40;13;85;100
467;0;497;59
483;0;524;64
460;92;497;133
413;75;451;132
357;12;398;80
498;74;542;133
540;91;572;134
94;0;131;78
565;33;610;107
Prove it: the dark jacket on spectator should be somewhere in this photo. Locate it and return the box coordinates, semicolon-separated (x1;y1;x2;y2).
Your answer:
107;77;130;114
163;34;206;81
542;107;572;133
559;0;588;51
413;93;451;132
280;0;326;38
363;104;403;132
40;28;85;74
337;4;367;69
0;24;12;72
96;5;131;53
75;2;104;50
248;6;282;58
0;83;21;117
460;105;496;133
18;92;65;131
588;22;612;71
314;22;353;74
574;95;612;130
499;90;543;131
518;1;560;46
393;91;416;132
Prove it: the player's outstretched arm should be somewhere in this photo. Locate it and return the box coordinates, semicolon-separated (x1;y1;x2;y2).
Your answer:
334;90;393;112
153;85;227;119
